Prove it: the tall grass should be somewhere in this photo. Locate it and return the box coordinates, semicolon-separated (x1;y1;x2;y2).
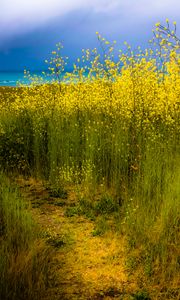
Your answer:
0;21;179;290
0;173;52;300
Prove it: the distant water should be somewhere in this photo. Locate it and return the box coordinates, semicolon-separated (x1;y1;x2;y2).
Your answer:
0;71;90;87
0;71;56;87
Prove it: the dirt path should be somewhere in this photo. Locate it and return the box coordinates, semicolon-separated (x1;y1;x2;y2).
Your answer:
16;177;136;300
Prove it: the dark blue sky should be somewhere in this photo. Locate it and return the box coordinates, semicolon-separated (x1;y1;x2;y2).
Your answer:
0;0;180;71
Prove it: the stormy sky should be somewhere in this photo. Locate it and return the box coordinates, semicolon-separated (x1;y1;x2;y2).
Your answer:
0;0;180;71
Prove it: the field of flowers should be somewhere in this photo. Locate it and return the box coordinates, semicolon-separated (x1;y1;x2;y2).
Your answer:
0;22;180;298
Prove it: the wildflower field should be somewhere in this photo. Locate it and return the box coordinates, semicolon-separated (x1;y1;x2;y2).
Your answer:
0;22;180;299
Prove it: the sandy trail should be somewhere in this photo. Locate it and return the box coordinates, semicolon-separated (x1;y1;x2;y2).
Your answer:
17;177;135;300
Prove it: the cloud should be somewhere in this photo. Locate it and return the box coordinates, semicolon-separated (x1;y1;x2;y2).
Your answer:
0;0;117;37
128;0;180;18
0;0;179;43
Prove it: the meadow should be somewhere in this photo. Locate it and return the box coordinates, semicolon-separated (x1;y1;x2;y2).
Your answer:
0;21;179;299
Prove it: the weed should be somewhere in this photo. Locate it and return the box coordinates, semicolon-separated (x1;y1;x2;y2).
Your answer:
47;185;68;199
65;205;80;217
132;290;151;300
53;200;66;206
94;194;119;215
92;216;109;236
47;237;65;248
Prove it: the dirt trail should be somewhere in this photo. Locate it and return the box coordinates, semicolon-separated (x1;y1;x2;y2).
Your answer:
17;177;135;300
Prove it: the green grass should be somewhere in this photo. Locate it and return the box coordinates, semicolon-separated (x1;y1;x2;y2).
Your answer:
0;173;53;300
